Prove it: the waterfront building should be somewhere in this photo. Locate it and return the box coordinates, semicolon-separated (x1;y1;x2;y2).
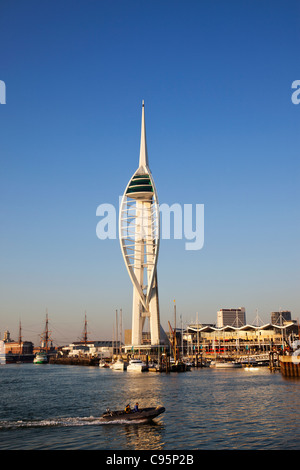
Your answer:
2;330;34;356
4;341;34;355
3;330;13;342
0;341;6;364
2;338;34;363
217;307;246;328
62;340;121;359
184;321;298;356
271;310;292;325
119;102;167;352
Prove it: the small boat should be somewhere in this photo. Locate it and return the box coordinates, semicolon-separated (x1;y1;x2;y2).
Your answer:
99;359;110;368
101;406;165;423
210;360;241;368
33;352;48;364
110;359;127;370
183;360;193;368
127;359;147;372
170;361;190;372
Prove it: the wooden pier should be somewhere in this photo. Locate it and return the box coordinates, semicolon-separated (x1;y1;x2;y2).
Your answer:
49;356;99;366
269;351;280;372
279;355;300;378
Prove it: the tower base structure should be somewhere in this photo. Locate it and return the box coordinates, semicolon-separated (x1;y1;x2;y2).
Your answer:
124;324;170;354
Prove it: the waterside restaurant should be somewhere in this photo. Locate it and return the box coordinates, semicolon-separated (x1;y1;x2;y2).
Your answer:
184;322;298;356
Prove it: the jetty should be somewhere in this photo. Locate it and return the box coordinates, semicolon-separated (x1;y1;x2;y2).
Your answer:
279;355;300;378
50;356;99;366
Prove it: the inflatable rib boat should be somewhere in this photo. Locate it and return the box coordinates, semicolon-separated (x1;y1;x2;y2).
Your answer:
101;406;165;423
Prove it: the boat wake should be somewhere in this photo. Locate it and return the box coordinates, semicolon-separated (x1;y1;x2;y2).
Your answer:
0;416;150;429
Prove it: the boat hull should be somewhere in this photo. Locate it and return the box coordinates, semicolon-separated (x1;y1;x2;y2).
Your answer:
33;353;48;364
99;361;110;368
127;365;147;372
211;361;242;368
127;359;147;372
110;360;126;370
101;406;165;423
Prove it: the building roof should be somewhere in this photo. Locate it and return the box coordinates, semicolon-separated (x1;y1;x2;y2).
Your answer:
186;322;295;333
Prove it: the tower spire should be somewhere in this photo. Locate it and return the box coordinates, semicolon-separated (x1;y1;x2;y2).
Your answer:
139;100;149;169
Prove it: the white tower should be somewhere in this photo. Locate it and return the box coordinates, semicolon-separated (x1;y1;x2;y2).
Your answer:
119;101;161;347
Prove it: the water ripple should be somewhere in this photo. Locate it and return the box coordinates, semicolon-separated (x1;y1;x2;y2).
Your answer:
0;365;299;449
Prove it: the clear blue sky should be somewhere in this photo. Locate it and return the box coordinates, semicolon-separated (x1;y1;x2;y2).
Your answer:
0;0;299;345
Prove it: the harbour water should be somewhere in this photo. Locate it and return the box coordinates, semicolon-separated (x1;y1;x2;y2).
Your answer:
0;364;299;450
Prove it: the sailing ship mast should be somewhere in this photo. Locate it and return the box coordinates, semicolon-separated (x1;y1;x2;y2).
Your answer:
40;310;52;352
168;300;178;362
82;311;88;346
119;308;123;353
115;309;119;355
18;320;22;355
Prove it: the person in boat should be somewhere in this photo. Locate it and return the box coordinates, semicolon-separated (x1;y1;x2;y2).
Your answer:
125;404;131;413
133;402;139;412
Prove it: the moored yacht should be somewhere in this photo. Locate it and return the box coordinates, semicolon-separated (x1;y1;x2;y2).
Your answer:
99;359;110;368
210;360;241;368
110;358;127;370
127;359;147;372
